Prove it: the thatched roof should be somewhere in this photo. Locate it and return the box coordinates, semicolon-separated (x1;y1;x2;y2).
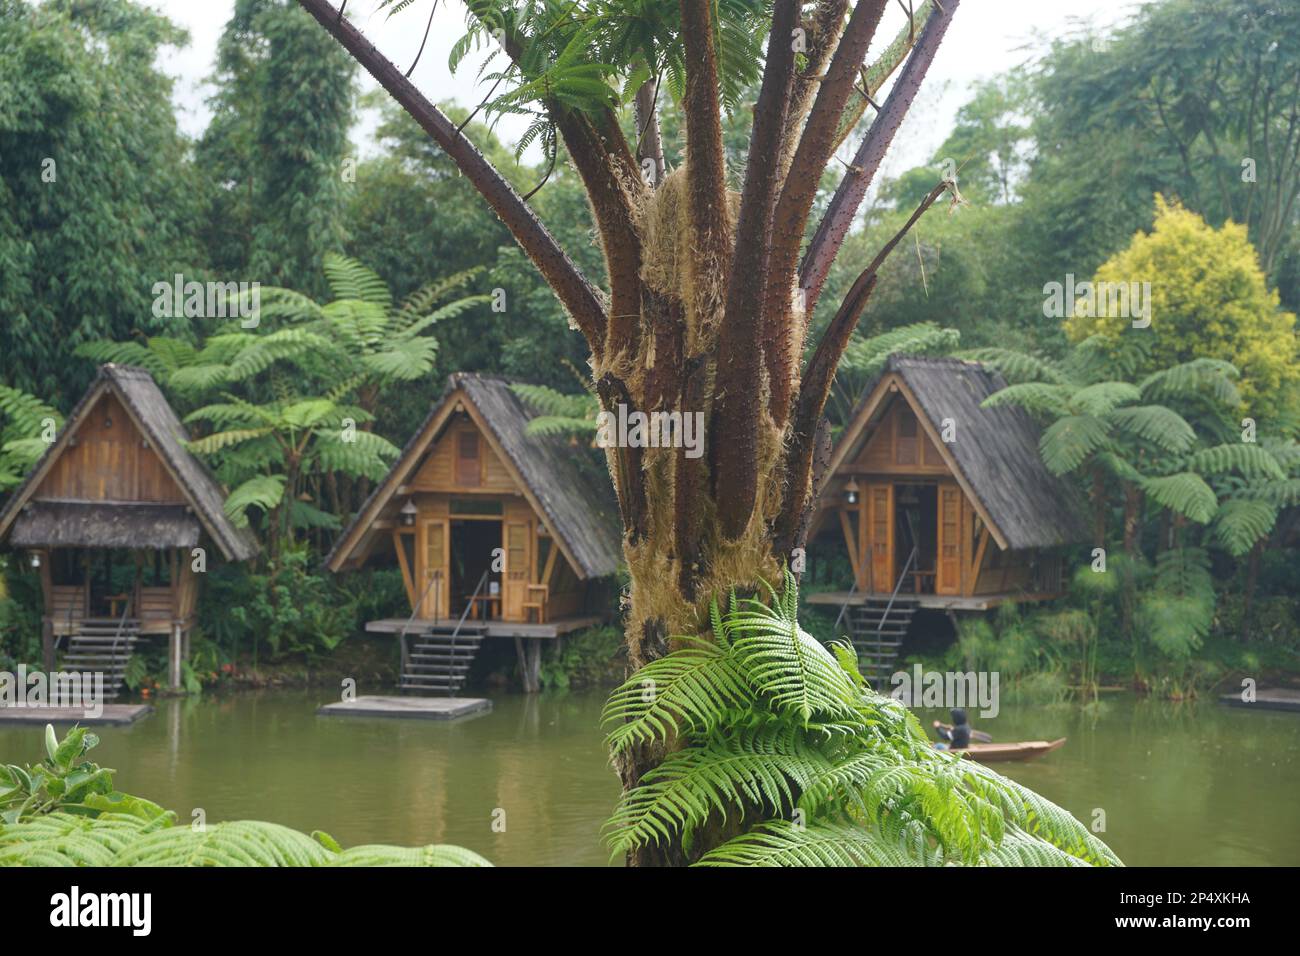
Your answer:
832;355;1087;550
9;501;200;550
327;373;622;579
0;365;259;561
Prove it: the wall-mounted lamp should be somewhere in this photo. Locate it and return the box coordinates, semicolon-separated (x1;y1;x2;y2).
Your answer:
29;552;41;570
537;522;549;538
400;499;418;527
844;478;860;506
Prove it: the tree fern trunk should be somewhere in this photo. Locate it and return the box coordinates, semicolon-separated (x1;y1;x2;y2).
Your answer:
1122;483;1142;650
1091;468;1108;549
1240;540;1262;643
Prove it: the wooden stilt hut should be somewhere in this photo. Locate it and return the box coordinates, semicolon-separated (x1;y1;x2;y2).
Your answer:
0;365;259;696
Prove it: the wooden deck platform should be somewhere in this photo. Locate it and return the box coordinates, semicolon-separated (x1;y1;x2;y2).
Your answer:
805;591;1060;612
317;695;492;720
0;704;153;726
1220;687;1300;713
364;614;602;639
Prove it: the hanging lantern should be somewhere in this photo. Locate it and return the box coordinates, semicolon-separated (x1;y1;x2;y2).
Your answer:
845;478;860;506
400;500;418;527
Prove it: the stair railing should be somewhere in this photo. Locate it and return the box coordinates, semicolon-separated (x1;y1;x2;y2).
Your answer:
443;570;490;697
108;595;133;661
400;571;443;680
878;544;918;640
832;576;859;639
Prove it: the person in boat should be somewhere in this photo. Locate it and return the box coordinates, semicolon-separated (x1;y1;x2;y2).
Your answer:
933;708;972;750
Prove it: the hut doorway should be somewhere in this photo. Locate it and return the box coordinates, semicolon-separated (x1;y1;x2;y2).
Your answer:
450;518;502;620
894;484;937;594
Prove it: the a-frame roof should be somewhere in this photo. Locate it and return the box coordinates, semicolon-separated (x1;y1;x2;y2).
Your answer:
326;373;622;580
0;365;259;561
827;355;1087;550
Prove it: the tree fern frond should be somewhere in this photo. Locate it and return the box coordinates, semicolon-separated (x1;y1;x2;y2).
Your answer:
724;590;861;723
1139;358;1240;406
184;428;277;457
511;383;595;419
960;349;1069;385
397;295;490;339
1187;443;1286;480
322;253;393;310
1107;405;1197;453
960;761;1123;866
396;267;484;321
1141;473;1218;523
603;635;751;753
325;843;492;867
112;820;332;867
0;386;63;436
981;382;1073;418
72;341;169;378
1071;381;1140;417
1239;477;1300;507
604;726;831;856
361;337;438;381
223;475;287;527
1038;415;1112;475
1210;499;1278;557
841;323;961;379
697;819;921;867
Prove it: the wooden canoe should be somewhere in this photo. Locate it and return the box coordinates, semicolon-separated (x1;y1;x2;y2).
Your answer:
956;738;1066;763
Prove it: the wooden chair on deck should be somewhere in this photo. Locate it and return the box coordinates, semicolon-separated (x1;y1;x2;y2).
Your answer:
523;584;548;623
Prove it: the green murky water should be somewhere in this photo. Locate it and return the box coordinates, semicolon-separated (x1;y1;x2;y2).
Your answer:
1;689;1296;865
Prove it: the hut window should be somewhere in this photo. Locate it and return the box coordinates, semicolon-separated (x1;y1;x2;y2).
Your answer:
896;407;919;465
450;498;502;516
455;431;481;486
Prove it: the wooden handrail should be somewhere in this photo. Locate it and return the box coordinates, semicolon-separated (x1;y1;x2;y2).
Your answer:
443;570;490;697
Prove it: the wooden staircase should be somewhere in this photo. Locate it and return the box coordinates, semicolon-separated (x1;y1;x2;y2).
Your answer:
399;622;486;695
843;597;919;687
60;618;141;702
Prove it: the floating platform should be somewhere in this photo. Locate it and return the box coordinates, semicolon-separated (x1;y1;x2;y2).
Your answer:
364;615;601;639
805;591;1061;612
1219;687;1300;713
0;704;152;726
317;695;492;721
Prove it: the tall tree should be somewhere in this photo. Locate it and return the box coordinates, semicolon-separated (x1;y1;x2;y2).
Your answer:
291;0;1118;867
198;0;357;297
0;0;203;403
1023;0;1300;293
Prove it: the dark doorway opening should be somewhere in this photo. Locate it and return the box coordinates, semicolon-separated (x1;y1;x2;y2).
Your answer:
450;519;501;619
894;484;937;594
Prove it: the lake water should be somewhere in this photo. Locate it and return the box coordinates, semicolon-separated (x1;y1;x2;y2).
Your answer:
2;689;1296;866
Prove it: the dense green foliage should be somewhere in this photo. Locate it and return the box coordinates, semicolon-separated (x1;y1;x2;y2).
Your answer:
0;0;202;404
1;0;1297;696
198;0;357;299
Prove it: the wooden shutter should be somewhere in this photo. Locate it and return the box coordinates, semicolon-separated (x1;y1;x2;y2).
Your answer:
503;521;531;620
895;407;919;466
866;483;894;592
455;431;481;486
937;483;962;594
419;519;448;617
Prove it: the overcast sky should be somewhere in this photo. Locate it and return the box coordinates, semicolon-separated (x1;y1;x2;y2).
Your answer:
153;0;1143;176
